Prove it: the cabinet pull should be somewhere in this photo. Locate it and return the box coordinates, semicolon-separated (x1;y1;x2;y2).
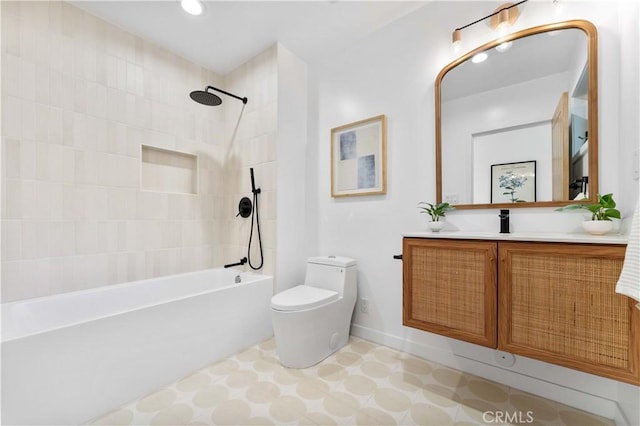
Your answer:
393;254;403;260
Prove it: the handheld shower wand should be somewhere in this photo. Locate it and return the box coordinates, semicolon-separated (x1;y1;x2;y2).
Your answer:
250;168;260;195
247;168;264;270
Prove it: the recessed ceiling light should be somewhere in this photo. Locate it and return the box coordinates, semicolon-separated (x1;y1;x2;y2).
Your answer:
471;52;488;63
181;0;203;16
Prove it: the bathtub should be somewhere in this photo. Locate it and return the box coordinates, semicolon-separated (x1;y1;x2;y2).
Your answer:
1;268;273;425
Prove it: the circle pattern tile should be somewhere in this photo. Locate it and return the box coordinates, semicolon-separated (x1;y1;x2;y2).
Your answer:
89;337;615;426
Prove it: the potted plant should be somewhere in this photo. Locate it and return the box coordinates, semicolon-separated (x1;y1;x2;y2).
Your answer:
556;193;621;235
418;202;454;232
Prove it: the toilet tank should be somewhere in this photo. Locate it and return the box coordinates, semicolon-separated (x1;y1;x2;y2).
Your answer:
305;256;357;295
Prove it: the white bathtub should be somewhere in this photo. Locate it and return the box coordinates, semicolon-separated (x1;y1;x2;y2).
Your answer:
1;268;273;425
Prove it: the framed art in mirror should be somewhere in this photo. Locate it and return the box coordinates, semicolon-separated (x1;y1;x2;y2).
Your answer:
491;160;536;204
435;20;598;209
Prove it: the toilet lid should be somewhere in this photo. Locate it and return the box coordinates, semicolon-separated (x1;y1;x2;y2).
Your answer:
271;285;339;311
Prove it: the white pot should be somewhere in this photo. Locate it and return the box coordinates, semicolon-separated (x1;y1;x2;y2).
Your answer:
428;221;445;232
582;220;613;235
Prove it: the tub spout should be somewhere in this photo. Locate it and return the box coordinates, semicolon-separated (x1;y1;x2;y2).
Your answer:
224;257;247;268
235;275;242;284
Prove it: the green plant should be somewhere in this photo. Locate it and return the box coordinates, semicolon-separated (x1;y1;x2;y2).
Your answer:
418;202;454;222
555;193;621;221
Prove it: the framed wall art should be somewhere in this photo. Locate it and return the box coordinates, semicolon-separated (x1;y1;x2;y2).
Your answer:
491;160;536;203
331;115;387;197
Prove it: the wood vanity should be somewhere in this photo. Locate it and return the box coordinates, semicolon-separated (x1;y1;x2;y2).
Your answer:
402;233;639;385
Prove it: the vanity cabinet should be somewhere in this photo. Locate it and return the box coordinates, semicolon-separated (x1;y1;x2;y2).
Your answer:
403;237;640;385
498;241;638;384
402;238;497;348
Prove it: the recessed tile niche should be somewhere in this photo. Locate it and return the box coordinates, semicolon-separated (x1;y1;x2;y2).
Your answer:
141;145;198;194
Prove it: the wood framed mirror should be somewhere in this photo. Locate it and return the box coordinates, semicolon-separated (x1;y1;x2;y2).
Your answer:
436;20;598;209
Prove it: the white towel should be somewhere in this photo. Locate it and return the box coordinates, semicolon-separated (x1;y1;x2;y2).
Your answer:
616;201;640;309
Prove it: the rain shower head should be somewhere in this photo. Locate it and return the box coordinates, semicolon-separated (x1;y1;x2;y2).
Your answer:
190;90;222;106
189;85;248;106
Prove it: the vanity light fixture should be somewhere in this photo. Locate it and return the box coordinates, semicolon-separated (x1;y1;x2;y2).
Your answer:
495;8;511;36
452;29;462;53
450;0;527;53
181;0;203;16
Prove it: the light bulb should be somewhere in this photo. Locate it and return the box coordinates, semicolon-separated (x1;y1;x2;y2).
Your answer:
181;0;203;16
451;29;462;54
496;41;512;52
472;52;488;64
553;0;564;16
496;9;510;36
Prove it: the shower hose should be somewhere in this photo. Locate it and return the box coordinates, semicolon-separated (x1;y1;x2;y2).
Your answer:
248;175;264;270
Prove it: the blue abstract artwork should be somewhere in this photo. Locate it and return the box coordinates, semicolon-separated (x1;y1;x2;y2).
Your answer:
331;115;385;196
340;131;357;160
358;155;376;188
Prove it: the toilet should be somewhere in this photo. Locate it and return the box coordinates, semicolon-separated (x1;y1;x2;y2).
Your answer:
271;256;357;368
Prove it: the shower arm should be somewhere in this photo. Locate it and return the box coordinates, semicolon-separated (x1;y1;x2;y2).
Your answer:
205;86;248;104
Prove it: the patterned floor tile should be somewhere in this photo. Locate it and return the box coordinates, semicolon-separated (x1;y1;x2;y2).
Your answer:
89;337;614;426
400;402;458;425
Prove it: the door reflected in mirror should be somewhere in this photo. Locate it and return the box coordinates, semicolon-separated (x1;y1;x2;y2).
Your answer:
436;20;598;209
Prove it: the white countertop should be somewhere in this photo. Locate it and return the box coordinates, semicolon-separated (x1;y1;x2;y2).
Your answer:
402;231;628;245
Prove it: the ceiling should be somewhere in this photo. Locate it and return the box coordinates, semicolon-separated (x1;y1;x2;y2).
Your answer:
71;1;428;75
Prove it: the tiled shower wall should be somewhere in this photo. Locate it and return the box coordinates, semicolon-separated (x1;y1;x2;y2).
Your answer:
220;46;278;277
0;1;278;301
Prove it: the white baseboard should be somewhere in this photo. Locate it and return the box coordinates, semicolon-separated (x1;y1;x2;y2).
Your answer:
350;324;628;424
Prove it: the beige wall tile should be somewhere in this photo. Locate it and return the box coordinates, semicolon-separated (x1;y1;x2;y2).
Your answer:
1;1;283;301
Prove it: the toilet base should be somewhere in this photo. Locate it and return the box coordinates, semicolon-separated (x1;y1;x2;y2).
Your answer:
271;302;352;369
274;331;348;369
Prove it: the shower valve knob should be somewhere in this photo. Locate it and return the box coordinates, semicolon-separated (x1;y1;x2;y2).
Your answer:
237;197;253;218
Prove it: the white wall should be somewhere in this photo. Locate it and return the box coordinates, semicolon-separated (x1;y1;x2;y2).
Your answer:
617;0;640;209
275;44;309;293
311;0;638;422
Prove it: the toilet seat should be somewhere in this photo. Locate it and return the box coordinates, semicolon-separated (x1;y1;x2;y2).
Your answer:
271;285;339;311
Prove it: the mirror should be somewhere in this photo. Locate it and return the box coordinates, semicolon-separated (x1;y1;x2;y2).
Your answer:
436;20;598;209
